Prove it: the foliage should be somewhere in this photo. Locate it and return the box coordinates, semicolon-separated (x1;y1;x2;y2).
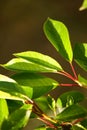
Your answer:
0;17;87;130
79;0;87;11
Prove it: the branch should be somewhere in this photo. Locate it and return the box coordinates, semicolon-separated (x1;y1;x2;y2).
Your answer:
57;71;76;82
25;99;58;129
60;83;79;87
70;63;78;80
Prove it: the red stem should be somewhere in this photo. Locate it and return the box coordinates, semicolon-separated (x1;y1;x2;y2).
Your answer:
70;63;78;80
25;99;57;129
60;83;79;87
57;71;76;82
38;117;57;129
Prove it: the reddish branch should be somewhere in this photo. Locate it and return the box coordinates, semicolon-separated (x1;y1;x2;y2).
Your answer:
60;83;79;87
25;62;85;129
25;99;57;129
70;63;78;80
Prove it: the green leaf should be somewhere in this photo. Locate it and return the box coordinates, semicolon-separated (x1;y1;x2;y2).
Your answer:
35;96;49;112
56;104;87;121
0;74;29;102
11;73;58;99
35;126;53;130
2;57;62;73
13;51;63;72
81;119;87;129
78;75;87;89
35;127;46;130
0;99;9;127
79;0;87;11
0;91;26;102
43;18;73;62
1;104;32;130
7;100;23;114
74;43;87;72
47;95;56;112
57;91;85;108
72;124;87;130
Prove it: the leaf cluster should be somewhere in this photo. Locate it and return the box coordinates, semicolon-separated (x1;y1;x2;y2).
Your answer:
0;17;87;130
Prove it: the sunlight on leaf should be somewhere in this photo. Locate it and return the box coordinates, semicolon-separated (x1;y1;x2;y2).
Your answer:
1;104;32;130
12;73;58;99
2;57;62;73
0;74;30;102
74;43;87;72
72;124;87;130
44;18;73;62
79;0;87;11
56;104;87;121
78;75;87;89
0;99;9;128
13;51;63;72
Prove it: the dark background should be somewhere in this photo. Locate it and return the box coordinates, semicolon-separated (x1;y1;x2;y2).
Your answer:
0;0;87;129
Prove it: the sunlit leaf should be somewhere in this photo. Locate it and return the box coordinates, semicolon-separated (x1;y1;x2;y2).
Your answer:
78;75;87;89
74;43;87;72
0;91;25;101
2;57;62;73
13;51;63;72
35;126;53;130
72;124;87;130
1;104;32;130
56;104;87;121
0;74;29;102
11;73;58;99
43;18;73;62
79;0;87;11
0;99;9;128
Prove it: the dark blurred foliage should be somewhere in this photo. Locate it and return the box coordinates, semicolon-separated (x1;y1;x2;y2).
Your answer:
0;0;87;129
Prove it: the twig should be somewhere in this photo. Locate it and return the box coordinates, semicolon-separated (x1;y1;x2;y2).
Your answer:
57;71;76;82
60;83;79;87
38;117;57;129
25;99;58;129
70;63;78;80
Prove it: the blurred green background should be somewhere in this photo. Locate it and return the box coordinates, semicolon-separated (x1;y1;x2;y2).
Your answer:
0;0;87;129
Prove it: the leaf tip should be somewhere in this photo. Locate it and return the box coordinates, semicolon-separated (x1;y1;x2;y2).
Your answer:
0;63;6;68
13;53;18;57
79;6;86;11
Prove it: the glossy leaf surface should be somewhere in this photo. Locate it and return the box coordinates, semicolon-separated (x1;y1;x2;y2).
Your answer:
56;104;87;121
72;124;87;130
79;0;87;11
0;74;30;101
44;18;73;62
35;127;53;130
78;75;87;89
74;43;87;72
13;51;63;72
3;57;62;73
1;104;32;130
12;73;58;99
0;99;9;127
